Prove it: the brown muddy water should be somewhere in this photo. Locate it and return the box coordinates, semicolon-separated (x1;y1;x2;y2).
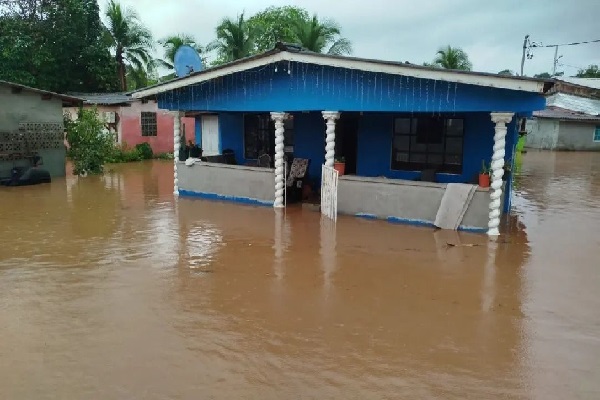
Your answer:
1;152;599;399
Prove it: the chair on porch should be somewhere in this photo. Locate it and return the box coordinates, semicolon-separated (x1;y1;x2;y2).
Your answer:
286;158;310;203
257;153;271;168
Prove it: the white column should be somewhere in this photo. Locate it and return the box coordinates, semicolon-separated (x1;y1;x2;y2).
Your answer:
488;112;514;236
173;112;182;196
271;112;288;208
322;111;340;167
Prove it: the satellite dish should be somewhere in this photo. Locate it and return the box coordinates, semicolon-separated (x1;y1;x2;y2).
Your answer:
174;45;203;78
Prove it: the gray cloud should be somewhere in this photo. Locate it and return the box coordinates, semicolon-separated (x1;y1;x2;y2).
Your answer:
102;0;600;76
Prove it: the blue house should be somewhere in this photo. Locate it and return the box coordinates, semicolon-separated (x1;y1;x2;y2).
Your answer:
133;43;552;235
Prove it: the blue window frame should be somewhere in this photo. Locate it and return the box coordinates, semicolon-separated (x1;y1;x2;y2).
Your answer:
594;126;600;142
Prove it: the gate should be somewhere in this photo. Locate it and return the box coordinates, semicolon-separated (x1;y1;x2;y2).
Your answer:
321;165;339;221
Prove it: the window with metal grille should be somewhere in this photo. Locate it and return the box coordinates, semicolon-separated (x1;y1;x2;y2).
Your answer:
243;113;294;160
141;112;157;136
391;116;464;174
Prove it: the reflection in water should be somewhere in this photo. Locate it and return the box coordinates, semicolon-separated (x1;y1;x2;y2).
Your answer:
0;155;598;399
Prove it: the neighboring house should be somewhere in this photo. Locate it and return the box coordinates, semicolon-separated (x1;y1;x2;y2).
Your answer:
526;78;600;151
0;80;81;179
64;93;194;154
132;43;552;234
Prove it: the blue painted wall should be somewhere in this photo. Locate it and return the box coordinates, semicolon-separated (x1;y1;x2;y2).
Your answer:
218;113;246;164
355;112;497;183
158;62;546;114
292;112;325;180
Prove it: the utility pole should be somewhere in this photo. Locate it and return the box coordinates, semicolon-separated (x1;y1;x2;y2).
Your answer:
552;45;562;76
520;34;529;76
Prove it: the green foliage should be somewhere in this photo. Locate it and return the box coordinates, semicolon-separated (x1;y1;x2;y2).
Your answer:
433;46;472;71
575;64;600;78
0;0;118;93
209;13;256;65
247;6;309;52
107;143;143;163
65;108;115;175
498;69;514;76
135;142;153;159
154;152;174;160
292;14;352;55
104;0;154;91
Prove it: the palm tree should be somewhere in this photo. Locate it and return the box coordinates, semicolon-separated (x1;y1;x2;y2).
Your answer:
104;0;154;91
433;46;472;71
158;34;205;71
292;15;352;55
210;13;256;64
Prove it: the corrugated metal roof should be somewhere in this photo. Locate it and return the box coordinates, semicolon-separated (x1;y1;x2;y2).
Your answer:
547;93;600;115
534;106;600;122
68;92;133;105
0;80;82;104
132;42;553;98
556;77;600;90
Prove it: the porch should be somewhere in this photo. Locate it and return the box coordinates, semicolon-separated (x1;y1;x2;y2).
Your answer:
174;110;514;232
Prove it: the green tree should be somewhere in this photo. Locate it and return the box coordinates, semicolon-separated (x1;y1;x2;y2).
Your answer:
0;0;118;92
292;14;352;55
210;13;256;64
575;64;600;78
65;108;115;175
498;69;514;76
432;46;472;70
103;0;153;91
247;6;309;52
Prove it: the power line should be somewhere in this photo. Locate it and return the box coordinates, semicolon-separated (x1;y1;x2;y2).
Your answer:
533;39;600;48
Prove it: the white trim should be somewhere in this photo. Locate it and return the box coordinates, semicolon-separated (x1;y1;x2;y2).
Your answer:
132;51;546;99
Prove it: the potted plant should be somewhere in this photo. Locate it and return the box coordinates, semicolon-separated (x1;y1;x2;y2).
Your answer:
188;140;202;158
479;160;491;188
334;156;346;176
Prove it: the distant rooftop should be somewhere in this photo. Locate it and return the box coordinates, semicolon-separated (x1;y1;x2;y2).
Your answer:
534;106;600;123
555;77;600;90
0;80;81;105
68;92;132;105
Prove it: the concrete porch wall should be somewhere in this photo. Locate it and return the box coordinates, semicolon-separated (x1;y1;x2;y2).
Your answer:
337;175;500;230
177;161;274;205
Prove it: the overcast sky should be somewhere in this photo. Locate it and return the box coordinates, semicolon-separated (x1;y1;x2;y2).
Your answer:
100;0;599;77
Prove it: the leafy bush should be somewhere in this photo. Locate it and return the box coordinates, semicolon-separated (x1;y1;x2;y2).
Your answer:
107;143;143;163
154;152;174;160
135;142;153;160
65;108;115;175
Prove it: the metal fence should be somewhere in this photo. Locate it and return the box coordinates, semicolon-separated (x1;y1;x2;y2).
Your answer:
321;165;339;221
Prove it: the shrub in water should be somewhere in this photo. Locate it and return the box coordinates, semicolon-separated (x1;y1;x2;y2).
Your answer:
135;142;153;160
65;108;115;175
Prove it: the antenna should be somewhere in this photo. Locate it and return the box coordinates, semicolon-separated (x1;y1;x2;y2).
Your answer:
173;45;203;78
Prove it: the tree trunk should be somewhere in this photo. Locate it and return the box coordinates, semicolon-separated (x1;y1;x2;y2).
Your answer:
116;48;126;91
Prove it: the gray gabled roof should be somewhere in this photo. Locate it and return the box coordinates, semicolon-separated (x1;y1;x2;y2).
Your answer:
0;80;82;105
67;92;133;106
534;106;600;123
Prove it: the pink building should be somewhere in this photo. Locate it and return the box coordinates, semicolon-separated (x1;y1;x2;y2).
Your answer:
65;93;194;154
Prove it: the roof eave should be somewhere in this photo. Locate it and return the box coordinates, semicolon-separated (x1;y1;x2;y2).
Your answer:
132;50;550;99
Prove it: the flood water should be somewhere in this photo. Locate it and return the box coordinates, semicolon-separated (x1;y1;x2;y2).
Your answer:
1;152;599;399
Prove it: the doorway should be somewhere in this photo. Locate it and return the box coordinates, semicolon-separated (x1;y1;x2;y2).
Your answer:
336;113;360;175
201;115;220;156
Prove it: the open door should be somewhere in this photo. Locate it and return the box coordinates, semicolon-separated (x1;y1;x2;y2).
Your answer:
337;113;359;175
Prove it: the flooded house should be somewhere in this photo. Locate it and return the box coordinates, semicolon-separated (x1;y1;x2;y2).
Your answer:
132;43;552;235
526;77;600;151
0;80;81;179
64;93;195;154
